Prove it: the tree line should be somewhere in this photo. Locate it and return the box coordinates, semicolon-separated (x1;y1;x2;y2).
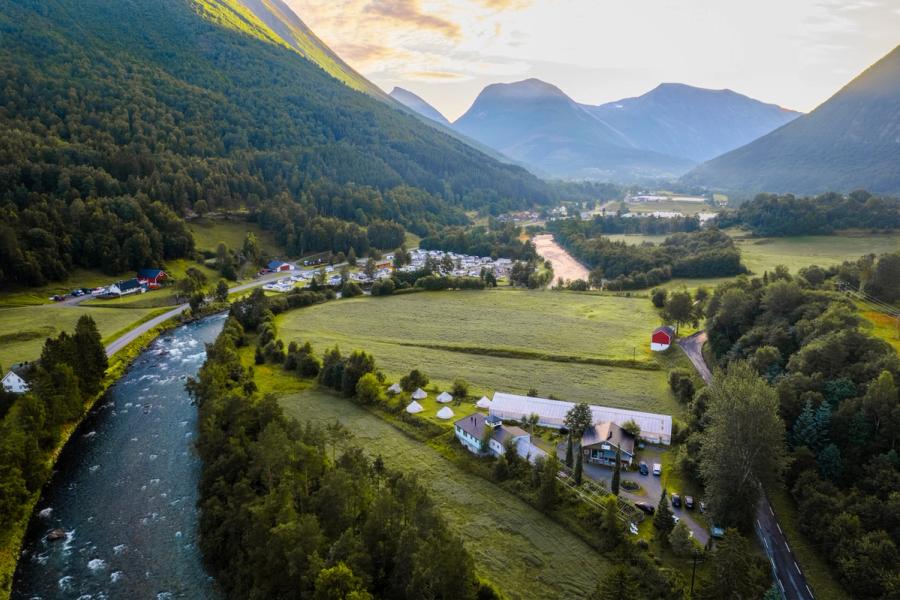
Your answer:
547;221;746;290
0;316;108;595
720;190;900;236
191;293;496;599
664;256;900;597
419;220;538;261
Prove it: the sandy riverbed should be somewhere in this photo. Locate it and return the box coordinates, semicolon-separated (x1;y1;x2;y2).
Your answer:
532;234;591;284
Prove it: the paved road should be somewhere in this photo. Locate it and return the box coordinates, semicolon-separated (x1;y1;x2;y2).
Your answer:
102;266;312;357
678;332;814;600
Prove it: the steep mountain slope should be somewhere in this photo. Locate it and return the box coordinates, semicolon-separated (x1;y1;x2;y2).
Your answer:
586;83;799;162
0;0;553;286
215;0;388;99
684;45;900;195
390;87;451;125
453;79;694;180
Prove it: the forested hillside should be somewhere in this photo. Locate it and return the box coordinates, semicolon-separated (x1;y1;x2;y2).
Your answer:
0;0;551;287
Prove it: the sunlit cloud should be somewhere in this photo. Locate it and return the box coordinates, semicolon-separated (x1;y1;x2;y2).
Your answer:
286;0;900;120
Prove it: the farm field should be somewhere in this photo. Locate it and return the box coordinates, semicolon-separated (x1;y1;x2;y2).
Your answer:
0;305;164;367
258;366;611;599
604;231;898;286
276;289;686;416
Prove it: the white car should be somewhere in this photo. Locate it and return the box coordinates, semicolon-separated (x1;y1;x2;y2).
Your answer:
652;463;662;476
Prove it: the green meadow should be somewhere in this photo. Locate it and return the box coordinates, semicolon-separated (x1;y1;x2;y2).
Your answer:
252;362;611;600
276;288;686;416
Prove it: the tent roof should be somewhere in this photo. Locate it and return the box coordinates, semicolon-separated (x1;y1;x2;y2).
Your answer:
411;388;427;399
387;383;402;394
405;400;424;414
476;397;492;408
436;391;453;403
436;406;455;419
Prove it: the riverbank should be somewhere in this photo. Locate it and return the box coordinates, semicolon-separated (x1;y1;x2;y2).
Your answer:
0;309;204;599
532;233;591;284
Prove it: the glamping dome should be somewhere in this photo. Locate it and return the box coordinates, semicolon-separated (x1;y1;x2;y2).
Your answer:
411;388;427;400
436;391;453;403
405;400;424;414
476;396;491;409
436;406;455;420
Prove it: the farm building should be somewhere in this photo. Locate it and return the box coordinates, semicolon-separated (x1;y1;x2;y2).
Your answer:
267;260;294;272
136;269;167;289
2;368;30;394
489;392;672;445
651;326;674;351
107;278;143;297
454;413;544;461
581;422;635;467
436;391;453;403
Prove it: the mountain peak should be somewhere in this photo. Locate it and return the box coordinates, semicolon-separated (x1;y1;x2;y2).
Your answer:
478;78;569;101
388;87;450;125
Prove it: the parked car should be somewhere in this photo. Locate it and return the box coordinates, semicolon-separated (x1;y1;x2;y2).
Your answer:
635;502;655;515
50;295;65;302
652;463;662;476
685;496;695;509
699;501;707;514
710;526;725;539
671;493;682;508
639;462;649;475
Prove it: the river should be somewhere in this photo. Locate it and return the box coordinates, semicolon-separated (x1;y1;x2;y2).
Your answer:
12;316;225;600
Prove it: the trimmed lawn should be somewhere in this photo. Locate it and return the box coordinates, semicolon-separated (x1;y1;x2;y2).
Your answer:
0;305;163;367
276;289;686;416
259;365;611;599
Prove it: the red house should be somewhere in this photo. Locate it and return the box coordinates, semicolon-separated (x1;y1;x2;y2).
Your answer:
651;326;675;351
137;269;168;289
267;260;293;272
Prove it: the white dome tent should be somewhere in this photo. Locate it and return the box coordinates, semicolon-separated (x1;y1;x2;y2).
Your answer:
476;396;491;409
436;391;453;403
387;383;402;395
411;388;427;400
436;406;455;420
405;400;424;414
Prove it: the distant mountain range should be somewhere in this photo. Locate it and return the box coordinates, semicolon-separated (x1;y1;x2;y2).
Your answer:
585;83;799;163
390;87;451;125
453;79;696;180
684;45;900;196
451;78;798;180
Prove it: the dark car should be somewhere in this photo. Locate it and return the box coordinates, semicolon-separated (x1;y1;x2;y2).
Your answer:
685;496;695;509
635;502;655;515
639;462;649;475
671;493;681;508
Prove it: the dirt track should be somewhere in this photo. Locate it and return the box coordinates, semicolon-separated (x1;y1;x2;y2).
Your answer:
532;234;590;284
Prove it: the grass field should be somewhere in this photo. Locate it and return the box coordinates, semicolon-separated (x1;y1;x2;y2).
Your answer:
276;289;686;417
188;217;283;255
254;363;610;599
859;307;900;354
0;305;165;369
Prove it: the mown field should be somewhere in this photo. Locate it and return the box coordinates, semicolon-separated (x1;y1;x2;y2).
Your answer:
253;362;610;600
188;217;283;255
277;289;686;416
0;305;165;368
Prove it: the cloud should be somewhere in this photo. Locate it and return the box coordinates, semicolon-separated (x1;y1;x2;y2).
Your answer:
333;42;400;63
364;0;461;39
474;0;534;9
406;70;467;80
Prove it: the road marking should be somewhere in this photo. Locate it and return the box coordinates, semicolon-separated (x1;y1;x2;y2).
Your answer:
777;523;783;534
786;541;791;553
763;537;770;552
757;519;762;529
807;584;814;598
794;561;801;574
777;579;785;593
769;504;774;516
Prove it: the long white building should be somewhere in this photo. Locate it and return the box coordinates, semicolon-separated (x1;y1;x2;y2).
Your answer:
489;392;672;445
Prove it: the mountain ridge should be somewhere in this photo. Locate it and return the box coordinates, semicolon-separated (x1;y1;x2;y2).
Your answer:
683;45;900;195
389;86;451;125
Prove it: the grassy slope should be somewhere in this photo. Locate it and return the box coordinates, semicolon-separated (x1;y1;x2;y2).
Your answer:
188;218;283;255
859;307;900;353
276;289;686;416
252;361;610;599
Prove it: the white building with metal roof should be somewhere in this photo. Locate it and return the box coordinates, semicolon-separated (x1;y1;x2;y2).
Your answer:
489;392;672;445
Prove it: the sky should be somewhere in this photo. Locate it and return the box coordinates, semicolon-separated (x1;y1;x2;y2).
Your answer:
285;0;900;121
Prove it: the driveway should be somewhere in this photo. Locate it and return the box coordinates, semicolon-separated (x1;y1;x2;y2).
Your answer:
556;444;709;544
677;331;712;384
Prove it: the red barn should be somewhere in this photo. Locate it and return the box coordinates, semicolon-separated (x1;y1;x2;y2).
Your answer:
651;326;675;351
137;269;168;289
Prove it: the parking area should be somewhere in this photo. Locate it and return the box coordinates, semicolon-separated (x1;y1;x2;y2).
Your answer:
556;443;710;544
